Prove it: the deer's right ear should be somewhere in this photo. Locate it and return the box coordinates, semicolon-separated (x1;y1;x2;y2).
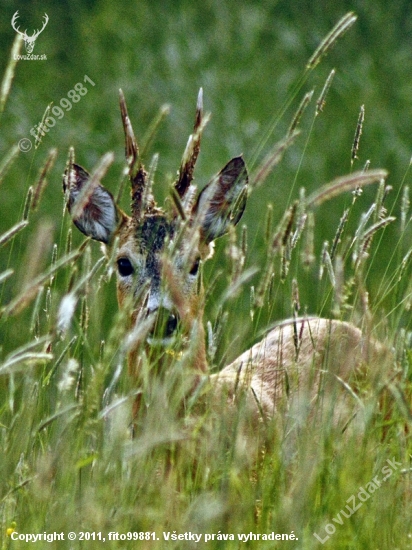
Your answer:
63;164;122;244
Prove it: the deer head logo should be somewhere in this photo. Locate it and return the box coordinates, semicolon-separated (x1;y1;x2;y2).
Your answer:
11;11;49;53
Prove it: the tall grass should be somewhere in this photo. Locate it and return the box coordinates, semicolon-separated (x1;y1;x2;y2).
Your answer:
1;12;412;550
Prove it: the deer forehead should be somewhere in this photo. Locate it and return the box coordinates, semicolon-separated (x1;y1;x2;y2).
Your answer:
116;214;172;269
117;213;175;258
115;212;205;310
134;214;174;253
116;212;212;264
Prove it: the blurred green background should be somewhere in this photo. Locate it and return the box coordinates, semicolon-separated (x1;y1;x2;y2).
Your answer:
1;0;412;363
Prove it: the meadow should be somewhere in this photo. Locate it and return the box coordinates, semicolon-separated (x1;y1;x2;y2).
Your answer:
1;1;412;548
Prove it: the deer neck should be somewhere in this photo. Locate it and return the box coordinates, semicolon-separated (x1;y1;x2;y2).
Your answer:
128;315;208;423
127;292;208;389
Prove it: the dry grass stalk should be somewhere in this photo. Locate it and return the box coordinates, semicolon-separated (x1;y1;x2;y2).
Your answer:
272;202;297;252
332;254;344;316
0;352;53;375
32;148;58;211
373;179;387;223
306;169;387;208
330;208;349;261
0;34;23;119
3;249;82;316
401;185;409;233
307;12;357;69
351;104;365;165
287;90;314;136
34;104;52;149
301;210;315;267
252;131;299;188
360;216;395;244
323;242;336;287
22;186;33;220
19;221;54;292
140;103;171;162
0;144;20;186
0;269;13;285
316;69;336;115
0;220;28;248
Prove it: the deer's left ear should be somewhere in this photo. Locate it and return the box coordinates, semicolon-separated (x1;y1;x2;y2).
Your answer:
193;156;248;243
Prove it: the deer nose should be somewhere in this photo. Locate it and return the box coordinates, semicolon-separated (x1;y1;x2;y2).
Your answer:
148;307;180;340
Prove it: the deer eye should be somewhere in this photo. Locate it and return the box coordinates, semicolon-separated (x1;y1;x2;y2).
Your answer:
189;258;200;276
117;257;134;277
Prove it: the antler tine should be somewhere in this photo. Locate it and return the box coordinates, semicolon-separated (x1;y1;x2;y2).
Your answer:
174;87;210;199
119;88;138;171
194;87;203;132
119;89;149;221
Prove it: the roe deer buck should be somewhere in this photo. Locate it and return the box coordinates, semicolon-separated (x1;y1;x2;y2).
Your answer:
64;89;392;431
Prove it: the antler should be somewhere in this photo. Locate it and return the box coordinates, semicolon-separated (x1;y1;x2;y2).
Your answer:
119;89;209;221
174;88;210;198
119;89;153;221
11;11;27;38
29;13;49;40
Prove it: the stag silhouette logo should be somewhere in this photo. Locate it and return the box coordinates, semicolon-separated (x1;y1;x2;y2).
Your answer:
11;11;49;53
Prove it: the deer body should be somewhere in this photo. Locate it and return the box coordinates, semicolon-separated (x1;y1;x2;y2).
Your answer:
64;89;390;430
214;317;389;424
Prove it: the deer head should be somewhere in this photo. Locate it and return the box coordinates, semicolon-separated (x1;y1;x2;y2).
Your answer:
11;11;49;53
64;89;248;377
